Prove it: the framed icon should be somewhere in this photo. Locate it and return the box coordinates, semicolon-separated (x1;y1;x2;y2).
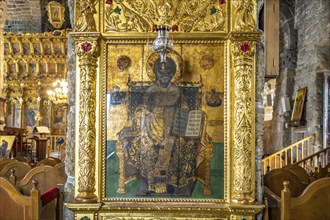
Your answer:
33;42;41;55
0;135;16;159
11;42;21;55
22;42;32;55
46;1;65;29
291;87;307;123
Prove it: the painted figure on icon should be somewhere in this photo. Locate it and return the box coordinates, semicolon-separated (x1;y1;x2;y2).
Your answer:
116;56;214;196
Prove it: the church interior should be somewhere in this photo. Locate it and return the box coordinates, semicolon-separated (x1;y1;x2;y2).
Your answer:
0;0;329;219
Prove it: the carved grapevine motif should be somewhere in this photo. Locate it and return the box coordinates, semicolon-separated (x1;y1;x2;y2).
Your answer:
105;0;227;32
75;37;100;201
232;41;255;200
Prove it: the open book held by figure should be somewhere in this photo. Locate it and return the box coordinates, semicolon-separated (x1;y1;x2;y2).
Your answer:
172;109;204;138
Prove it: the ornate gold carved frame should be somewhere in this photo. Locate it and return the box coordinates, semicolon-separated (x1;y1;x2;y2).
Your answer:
69;0;263;219
46;1;66;29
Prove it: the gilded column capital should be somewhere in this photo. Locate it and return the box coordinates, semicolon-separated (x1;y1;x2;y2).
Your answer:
231;41;256;67
229;32;262;42
72;33;100;203
230;41;256;204
72;33;101;59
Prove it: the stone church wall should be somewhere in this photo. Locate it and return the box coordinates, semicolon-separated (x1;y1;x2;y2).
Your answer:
5;0;41;33
4;0;71;33
269;0;329;153
292;0;329;144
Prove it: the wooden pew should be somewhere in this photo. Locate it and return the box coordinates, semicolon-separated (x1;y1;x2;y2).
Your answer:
281;177;330;220
315;163;330;179
36;157;62;167
53;162;67;180
0;161;31;179
11;165;66;195
282;164;311;184
8;165;65;220
0;177;63;220
0;177;41;219
15;156;30;163
264;167;309;197
264;166;311;220
0;159;16;172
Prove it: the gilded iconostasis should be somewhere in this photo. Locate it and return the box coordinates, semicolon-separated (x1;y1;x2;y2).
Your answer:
3;31;68;134
70;0;262;218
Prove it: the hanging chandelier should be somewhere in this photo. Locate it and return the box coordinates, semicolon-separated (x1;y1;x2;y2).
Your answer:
153;25;173;66
47;79;68;104
152;1;173;68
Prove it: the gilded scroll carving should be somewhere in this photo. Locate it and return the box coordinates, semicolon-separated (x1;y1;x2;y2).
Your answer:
74;35;100;202
75;0;98;32
231;41;255;204
232;0;256;32
105;0;226;32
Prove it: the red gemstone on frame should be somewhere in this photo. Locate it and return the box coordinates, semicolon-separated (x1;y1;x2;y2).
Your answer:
81;42;92;52
240;42;250;52
106;0;113;4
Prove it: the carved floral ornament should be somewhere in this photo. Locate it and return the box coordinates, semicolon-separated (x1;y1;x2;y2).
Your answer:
73;0;259;33
104;0;227;33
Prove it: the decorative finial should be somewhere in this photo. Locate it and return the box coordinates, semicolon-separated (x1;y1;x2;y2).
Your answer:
32;179;39;190
283;181;290;192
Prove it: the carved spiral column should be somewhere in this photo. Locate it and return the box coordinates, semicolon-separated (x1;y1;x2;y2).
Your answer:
73;33;100;203
230;40;256;204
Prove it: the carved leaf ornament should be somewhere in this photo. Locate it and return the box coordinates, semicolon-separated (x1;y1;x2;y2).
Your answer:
104;0;227;32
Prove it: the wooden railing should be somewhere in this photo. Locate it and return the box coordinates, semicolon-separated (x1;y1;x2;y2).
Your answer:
295;146;330;170
262;134;315;174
